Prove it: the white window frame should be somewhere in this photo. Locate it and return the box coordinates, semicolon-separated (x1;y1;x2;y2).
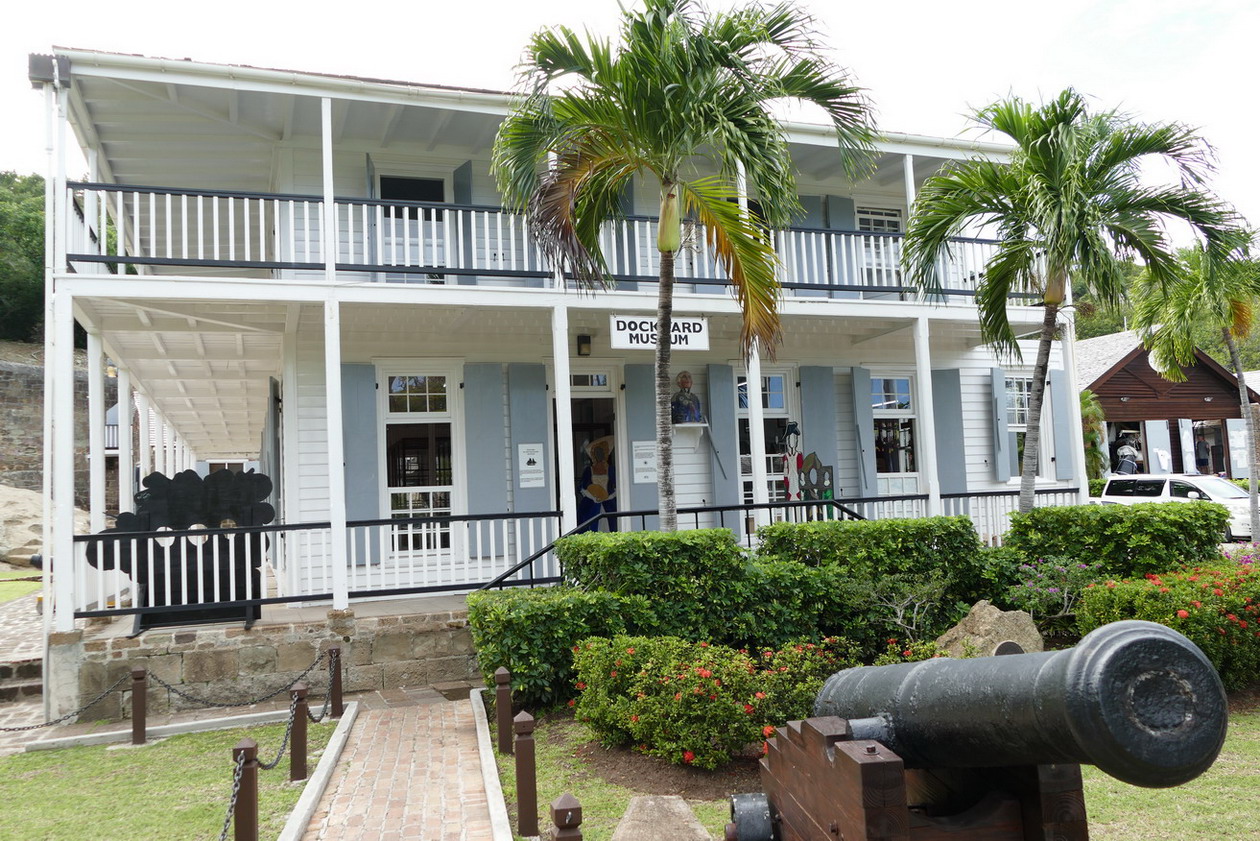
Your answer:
736;366;797;504
869;369;919;495
562;362;627;511
1005;373;1053;483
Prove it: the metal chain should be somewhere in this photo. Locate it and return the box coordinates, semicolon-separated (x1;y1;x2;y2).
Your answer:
306;649;339;723
218;750;246;841
148;651;324;709
0;673;130;732
258;693;299;771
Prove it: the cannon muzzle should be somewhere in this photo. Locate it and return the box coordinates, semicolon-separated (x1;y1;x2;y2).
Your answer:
814;620;1227;787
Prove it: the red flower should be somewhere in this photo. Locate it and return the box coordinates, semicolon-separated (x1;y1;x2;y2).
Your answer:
699;642;710;648
744;704;755;714
754;691;766;700
568;699;576;707
626;647;636;655
674;693;682;701
902;650;913;657
761;741;770;756
576;682;586;690
1214;588;1225;597
709;694;718;701
1192;601;1202;608
610;670;617;677
572;645;580;653
1105;581;1116;589
763;725;776;737
1177;610;1190;619
683;750;695;764
779;666;789;672
1241;620;1249;629
630;715;639;722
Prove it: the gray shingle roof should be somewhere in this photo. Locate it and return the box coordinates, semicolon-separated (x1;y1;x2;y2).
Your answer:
1075;330;1143;390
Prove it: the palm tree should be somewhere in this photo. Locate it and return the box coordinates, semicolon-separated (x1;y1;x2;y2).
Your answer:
1080;389;1107;481
1136;244;1260;538
902;89;1239;514
492;0;875;530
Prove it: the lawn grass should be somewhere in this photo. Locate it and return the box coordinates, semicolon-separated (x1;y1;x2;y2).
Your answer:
0;719;336;841
0;569;41;605
499;706;1260;841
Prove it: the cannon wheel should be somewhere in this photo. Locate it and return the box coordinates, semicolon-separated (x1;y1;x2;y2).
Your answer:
725;792;775;841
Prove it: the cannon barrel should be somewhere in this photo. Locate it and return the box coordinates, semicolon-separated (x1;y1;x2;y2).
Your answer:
814;620;1227;787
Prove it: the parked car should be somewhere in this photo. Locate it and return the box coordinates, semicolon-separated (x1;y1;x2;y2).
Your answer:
1096;473;1253;540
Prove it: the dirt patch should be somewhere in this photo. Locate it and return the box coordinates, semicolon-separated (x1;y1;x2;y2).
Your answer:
1228;684;1260;714
0;340;86;368
547;713;762;801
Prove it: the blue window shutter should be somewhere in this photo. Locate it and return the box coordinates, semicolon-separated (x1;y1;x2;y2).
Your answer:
464;364;508;515
932;369;968;494
1178;419;1196;470
1049;370;1076;481
508;364;551;513
1226;418;1250;479
799;367;838;480
850;367;876;497
623;365;660;524
706;364;740;510
341;364;379;522
992;368;1010;482
1142;420;1172;476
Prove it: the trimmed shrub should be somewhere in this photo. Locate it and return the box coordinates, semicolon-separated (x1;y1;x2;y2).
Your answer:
1088;478;1105;498
466;586;650;707
555;529;749;641
1005;502;1228;578
1076;563;1260;689
572;635;856;769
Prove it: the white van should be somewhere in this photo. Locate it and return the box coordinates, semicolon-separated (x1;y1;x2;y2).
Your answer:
1096;474;1253;541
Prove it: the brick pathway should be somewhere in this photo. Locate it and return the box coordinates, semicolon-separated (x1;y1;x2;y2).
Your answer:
301;697;493;841
0;592;45;663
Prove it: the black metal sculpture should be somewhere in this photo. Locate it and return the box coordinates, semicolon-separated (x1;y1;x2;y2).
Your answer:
728;620;1228;841
86;468;275;630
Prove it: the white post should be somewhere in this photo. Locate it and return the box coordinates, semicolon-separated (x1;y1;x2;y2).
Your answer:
137;393;152;479
40;82;58;719
51;290;77;632
87;332;106;533
913;317;941;516
746;345;769;524
164;419;175;476
552;305;577;532
1060;305;1090;504
902;154;916;215
324;299;349;609
117;369;134;512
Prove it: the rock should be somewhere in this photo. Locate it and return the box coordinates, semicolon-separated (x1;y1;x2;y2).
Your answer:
610;795;710;841
0;484;90;566
935;600;1043;658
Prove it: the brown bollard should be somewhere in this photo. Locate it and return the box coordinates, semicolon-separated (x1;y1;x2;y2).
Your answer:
514;711;538;837
233;738;259;841
551;793;583;840
328;647;344;718
494;667;512;755
130;667;147;746
290;682;309;782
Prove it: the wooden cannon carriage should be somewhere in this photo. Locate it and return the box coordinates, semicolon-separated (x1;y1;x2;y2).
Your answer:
727;621;1228;841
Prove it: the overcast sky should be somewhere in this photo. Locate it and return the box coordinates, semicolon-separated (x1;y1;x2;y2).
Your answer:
3;0;1257;226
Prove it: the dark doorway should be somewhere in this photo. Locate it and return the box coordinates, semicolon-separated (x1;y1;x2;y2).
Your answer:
571;397;618;532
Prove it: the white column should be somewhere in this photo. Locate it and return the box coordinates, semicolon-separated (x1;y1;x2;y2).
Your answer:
324;299;349;609
913;317;941;516
746;345;769;524
552;305;577;532
1060;306;1090;504
117;369;134;513
87;332;106;533
40;81;57;718
51;290;77;632
902;154;917;215
321;98;338;287
137;393;152;478
163;419;175;476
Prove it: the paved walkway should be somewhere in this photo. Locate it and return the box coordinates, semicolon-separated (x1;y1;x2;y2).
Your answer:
0;591;45;663
301;693;493;841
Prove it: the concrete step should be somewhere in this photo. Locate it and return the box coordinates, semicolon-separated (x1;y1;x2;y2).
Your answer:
611;795;711;841
0;679;42;702
0;660;42;702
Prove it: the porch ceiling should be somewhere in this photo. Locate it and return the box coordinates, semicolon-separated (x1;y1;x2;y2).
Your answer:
74;297;288;459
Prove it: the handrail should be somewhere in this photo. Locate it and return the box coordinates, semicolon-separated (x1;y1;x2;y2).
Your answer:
941;487;1081;501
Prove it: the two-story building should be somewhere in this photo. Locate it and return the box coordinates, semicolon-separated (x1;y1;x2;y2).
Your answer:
32;49;1086;650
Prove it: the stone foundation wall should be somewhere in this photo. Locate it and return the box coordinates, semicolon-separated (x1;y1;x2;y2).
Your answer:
50;608;479;721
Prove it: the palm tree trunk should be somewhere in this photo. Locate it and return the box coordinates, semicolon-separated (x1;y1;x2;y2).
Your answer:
1019;303;1059;514
1223;328;1259;540
656;249;677;531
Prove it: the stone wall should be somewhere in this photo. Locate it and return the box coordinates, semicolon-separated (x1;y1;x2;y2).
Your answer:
0;360;118;510
49;607;479;721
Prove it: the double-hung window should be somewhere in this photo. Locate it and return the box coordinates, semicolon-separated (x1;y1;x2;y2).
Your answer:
871;375;918;494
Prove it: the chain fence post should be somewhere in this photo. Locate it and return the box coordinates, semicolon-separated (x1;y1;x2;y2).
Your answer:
551;793;583;840
495;666;512;755
233;738;259;841
328;646;344;718
130;667;147;745
290;682;308;782
514;711;538;837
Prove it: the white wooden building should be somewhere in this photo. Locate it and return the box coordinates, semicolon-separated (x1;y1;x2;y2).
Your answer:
31;50;1087;633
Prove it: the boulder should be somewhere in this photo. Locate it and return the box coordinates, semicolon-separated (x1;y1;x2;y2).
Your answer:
0;484;89;567
935;600;1043;658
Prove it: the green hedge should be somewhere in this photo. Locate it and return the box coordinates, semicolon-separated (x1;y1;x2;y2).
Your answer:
572;635;855;769
1076;563;1260;689
1088;478;1105;498
1005;502;1228;577
466;587;649;707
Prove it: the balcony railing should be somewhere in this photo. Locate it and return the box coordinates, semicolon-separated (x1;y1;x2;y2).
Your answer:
66;181;1009;298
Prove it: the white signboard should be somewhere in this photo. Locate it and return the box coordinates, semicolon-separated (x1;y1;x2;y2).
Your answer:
517;443;545;488
632;440;657;484
610;315;709;351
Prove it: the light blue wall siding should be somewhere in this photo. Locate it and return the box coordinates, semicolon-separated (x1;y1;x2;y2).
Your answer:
799;366;838;479
464;363;508;514
931;369;968;495
341;364;380;521
508;363;552;513
850;366;876;496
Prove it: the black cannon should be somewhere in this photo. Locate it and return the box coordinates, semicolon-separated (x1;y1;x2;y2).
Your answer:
727;621;1227;841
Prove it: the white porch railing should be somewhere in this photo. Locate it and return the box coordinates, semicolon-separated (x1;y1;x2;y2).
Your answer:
942;487;1083;545
66;181;1007;299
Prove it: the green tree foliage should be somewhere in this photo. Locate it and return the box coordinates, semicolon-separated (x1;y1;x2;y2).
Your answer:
491;0;876;529
1080;388;1107;480
0;172;45;342
902;90;1239;514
